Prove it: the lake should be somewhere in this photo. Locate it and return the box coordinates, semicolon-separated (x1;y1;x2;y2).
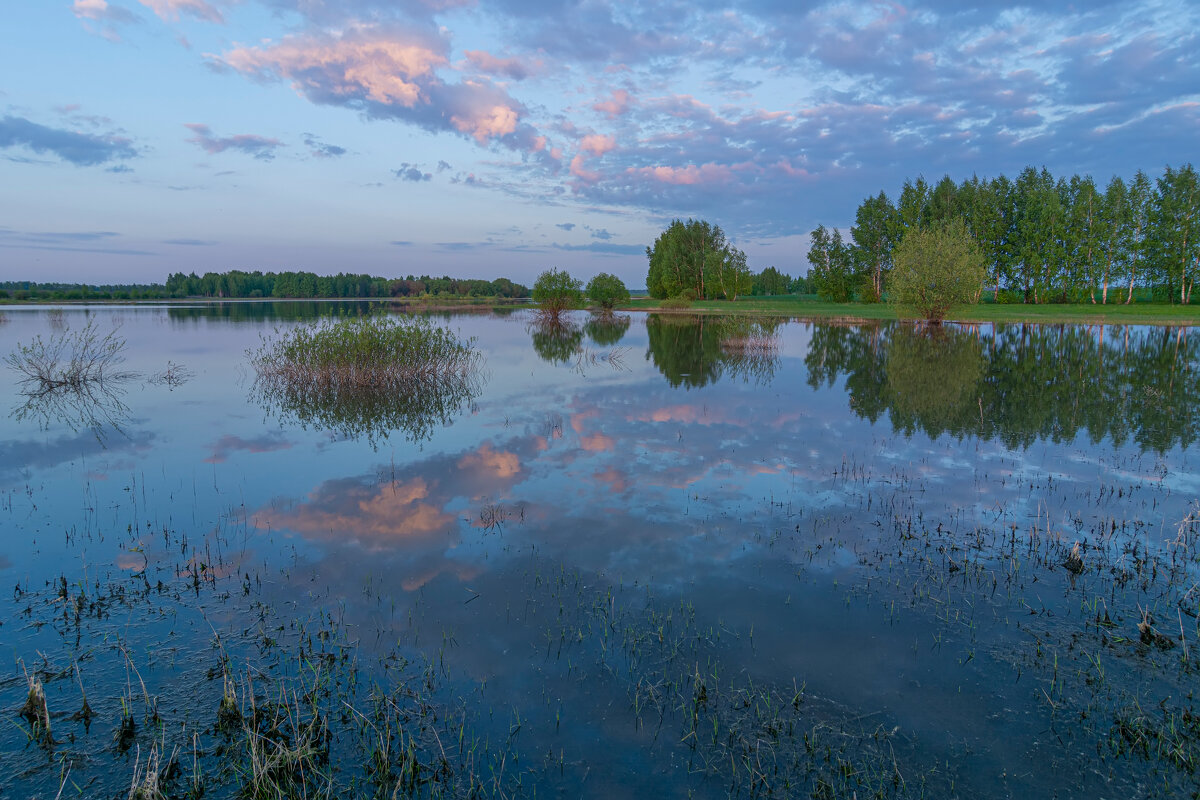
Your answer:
1;303;1198;798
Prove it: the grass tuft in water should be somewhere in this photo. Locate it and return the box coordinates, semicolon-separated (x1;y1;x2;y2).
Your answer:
249;314;484;445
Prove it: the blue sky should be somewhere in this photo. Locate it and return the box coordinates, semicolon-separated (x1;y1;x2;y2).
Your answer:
1;0;1197;287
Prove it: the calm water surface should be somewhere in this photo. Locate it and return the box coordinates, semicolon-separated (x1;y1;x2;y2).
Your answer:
1;303;1198;798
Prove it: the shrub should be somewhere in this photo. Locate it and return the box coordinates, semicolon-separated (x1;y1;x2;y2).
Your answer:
584;273;630;313
531;268;584;317
248;315;483;445
888;219;985;323
4;319;131;390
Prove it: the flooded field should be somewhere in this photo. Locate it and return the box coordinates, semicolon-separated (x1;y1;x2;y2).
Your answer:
1;303;1198;799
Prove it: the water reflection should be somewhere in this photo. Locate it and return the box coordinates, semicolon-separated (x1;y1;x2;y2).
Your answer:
584;314;631;346
167;300;388;325
528;316;584;364
807;322;1200;451
10;377;134;442
6;305;1200;800
249;361;484;447
644;314;782;388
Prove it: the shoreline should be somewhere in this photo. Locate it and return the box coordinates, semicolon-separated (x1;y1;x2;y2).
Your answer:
4;295;1200;325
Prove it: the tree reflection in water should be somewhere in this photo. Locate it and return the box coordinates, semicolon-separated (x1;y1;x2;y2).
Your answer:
251;369;484;447
11;376;134;443
584;314;631;347
644;314;784;388
806;321;1200;452
528;314;584;365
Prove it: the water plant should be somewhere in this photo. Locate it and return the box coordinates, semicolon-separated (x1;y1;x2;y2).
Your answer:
248;314;483;445
5;319;132;391
531;268;584;318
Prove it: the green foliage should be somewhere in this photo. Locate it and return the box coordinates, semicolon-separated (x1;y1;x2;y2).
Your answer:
808;321;1200;451
528;317;583;364
584;314;631;346
584;272;631;311
888;219;986;323
532;268;584;316
248;315;482;445
850;192;898;300
820;163;1200;306
807;225;856;302
751;266;792;296
646;219;749;300
1149;164;1200;304
659;295;693;309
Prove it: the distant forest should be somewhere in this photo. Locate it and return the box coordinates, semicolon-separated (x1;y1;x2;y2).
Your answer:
0;270;530;301
1;267;813;303
809;163;1200;304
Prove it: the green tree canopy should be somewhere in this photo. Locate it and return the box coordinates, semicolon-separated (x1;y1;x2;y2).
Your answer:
888;219;985;323
585;272;631;312
645;219;749;300
531;268;584;316
752;266;792;295
807;225;856;302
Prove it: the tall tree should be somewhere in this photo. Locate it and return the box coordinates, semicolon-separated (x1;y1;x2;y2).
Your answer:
1063;175;1102;301
895;177;931;236
645;219;745;300
1098;176;1129;305
1126;170;1153;304
1150;164;1200;303
1013;167;1065;302
752;266;792;295
808;225;856;302
927;175;960;225
850;191;898;301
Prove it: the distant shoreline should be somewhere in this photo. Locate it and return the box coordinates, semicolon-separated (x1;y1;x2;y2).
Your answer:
4;294;1199;325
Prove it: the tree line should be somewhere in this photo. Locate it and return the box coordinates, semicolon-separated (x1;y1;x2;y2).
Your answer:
0;271;530;301
645;219;811;301
809;163;1200;304
165;270;529;299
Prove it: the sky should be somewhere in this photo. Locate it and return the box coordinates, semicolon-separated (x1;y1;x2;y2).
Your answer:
0;0;1197;288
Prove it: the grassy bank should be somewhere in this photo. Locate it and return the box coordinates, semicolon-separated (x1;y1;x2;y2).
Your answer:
624;294;1200;324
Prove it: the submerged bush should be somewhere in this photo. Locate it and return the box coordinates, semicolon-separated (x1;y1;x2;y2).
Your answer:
5;319;130;390
5;319;135;438
249;314;484;445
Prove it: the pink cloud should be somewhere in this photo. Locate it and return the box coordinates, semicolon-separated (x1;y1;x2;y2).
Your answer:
255;478;454;549
463;50;537;80
570;154;601;183
184;123;282;160
452;98;519;144
457;442;521;478
215;26;545;152
773;158;813;179
138;0;223;23
580;432;615;452
632;404;742;426
73;0;114;20
579;133;616;156
220;29;446;107
628;162;735;186
595;467;628;493
593;89;632;118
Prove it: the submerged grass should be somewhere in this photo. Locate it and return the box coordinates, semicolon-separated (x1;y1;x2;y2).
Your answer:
248;314;485;445
250;314;480;389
